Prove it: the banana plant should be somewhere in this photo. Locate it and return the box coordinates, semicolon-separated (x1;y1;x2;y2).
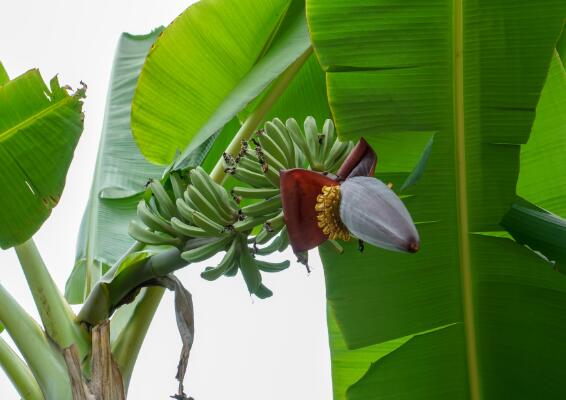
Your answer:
1;0;566;399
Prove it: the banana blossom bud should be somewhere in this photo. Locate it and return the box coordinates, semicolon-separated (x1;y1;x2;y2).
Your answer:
280;138;419;253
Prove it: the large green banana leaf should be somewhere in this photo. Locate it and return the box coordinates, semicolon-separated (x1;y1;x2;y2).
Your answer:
65;30;165;303
307;1;566;398
0;66;84;249
132;0;312;168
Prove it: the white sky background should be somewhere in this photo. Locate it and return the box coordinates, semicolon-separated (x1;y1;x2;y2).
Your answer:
0;1;332;399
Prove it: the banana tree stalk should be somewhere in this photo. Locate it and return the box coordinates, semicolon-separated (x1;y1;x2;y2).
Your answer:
0;336;44;400
15;239;90;358
111;286;165;391
0;283;71;399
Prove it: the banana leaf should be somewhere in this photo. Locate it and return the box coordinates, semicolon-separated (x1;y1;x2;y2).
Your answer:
517;50;566;217
307;1;566;398
0;66;84;249
67;29;217;303
132;0;312;169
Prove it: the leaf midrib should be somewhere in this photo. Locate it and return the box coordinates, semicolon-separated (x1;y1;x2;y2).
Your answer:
453;0;480;399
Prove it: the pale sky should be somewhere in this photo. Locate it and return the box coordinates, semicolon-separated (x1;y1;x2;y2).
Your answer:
0;1;332;399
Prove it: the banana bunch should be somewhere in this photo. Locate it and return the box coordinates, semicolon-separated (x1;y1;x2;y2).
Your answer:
128;116;355;297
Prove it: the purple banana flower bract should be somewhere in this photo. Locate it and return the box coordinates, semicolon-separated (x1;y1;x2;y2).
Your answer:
340;177;420;253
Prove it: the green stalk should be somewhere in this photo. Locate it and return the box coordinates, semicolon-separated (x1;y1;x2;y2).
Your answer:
210;46;313;183
78;247;186;325
0;284;71;399
15;239;90;358
0;336;44;400
111;286;165;392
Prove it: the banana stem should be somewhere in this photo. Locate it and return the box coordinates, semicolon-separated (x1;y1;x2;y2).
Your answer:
210;47;313;183
15;239;90;359
0;336;44;400
111;286;165;392
0;283;71;399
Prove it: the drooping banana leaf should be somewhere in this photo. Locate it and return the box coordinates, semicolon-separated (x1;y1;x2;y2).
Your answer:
0;66;84;249
307;1;566;399
132;0;312;169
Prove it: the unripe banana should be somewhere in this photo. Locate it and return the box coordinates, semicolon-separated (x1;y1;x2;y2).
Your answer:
254;284;273;299
236;154;264;175
186;186;232;225
137;200;176;236
254;225;282;245
190;167;237;223
304;116;321;169
231;187;280;199
201;239;239;281
192;210;227;235
181;235;233;263
233;213;277;233
277;227;289;252
240;195;282;218
237;236;262;294
262;161;281;187
260;149;287;173
286;118;315;167
128;220;181;246
255;259;290;273
170;173;186;200
321;119;336;162
265;211;285;231
271;118;295;166
176;198;195;224
171;217;222;238
149;180;177;220
258;127;289;167
231;166;272;188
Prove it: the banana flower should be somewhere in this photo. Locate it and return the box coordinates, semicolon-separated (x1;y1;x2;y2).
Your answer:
280;139;420;254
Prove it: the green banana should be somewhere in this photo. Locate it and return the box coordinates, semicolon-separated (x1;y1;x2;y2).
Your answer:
186;186;232;225
176;198;195;224
260;148;287;174
233;214;275;233
137;200;176;236
255;259;290;273
271;118;296;166
264;121;293;167
286;118;315;167
231;187;280;199
149;180;177;219
262;161;281;187
258;127;289;167
304;116;321;168
232;166;272;188
171;217;218;238
128;220;181;246
254;225;282;245
277;227;289;252
190;167;237;222
181;235;233;263
254;284;273;299
326;140;351;173
237;236;262;294
236;154;264;174
224;259;239;277
200;239;239;281
170;173;186;200
266;211;285;231
321;119;336;162
241;195;282;218
192;210;227;235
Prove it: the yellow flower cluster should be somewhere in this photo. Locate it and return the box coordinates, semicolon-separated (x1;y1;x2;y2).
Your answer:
315;185;350;241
